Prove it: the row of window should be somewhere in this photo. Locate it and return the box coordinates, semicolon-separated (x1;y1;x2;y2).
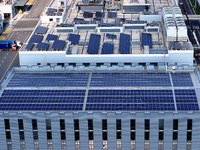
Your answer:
4;119;193;149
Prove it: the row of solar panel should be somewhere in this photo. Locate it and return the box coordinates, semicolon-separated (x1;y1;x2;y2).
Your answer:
91;78;171;81
12;73;89;77
10;78;89;81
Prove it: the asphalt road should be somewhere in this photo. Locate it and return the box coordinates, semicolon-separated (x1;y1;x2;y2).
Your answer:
0;0;50;84
179;0;195;15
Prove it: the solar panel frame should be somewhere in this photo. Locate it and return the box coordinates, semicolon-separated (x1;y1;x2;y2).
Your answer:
68;34;80;44
87;34;101;54
28;35;44;43
106;33;117;39
119;33;130;54
36;43;49;50
46;34;58;41
35;26;48;34
141;33;153;49
102;43;114;54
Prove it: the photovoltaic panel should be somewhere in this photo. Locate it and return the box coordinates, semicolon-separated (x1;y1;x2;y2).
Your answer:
28;35;44;43
25;43;34;50
48;8;57;12
36;43;49;50
68;34;80;44
95;12;105;18
141;33;153;49
106;33;116;39
102;43;114;54
46;34;58;41
46;12;56;16
57;12;62;16
51;40;66;50
171;73;193;87
35;26;48;34
126;20;137;24
119;33;130;54
87;34;101;54
107;12;117;18
83;12;93;18
60;23;72;27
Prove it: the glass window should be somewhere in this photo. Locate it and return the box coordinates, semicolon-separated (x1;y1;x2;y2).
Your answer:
130;119;135;130
159;132;164;140
159;119;164;130
89;132;93;140
88;119;93;130
173;132;178;140
6;131;11;140
145;132;149;140
145;119;150;130
32;119;37;130
61;132;66;140
4;119;10;130
60;119;65;130
19;131;25;140
75;132;80;141
131;132;135;140
102;119;107;130
74;120;79;130
103;132;107;140
187;119;192;130
187;132;192;141
47;131;52;140
117;132;121;139
33;131;38;140
116;119;121;130
173;119;178;130
46;119;51;130
18;119;24;130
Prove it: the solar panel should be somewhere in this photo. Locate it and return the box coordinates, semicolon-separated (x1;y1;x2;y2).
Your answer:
106;34;117;39
25;43;34;50
126;20;137;24
48;8;57;12
95;12;105;18
57;12;62;16
60;23;72;27
183;43;191;49
58;8;63;12
143;11;151;15
46;12;56;16
169;42;182;49
68;34;80;44
141;33;153;49
35;26;48;34
51;40;66;50
107;12;117;18
119;33;130;54
102;43;114;54
83;12;93;18
29;35;44;43
87;34;101;54
36;43;49;50
46;34;58;41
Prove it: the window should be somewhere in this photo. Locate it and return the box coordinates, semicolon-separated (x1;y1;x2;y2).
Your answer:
33;131;38;140
37;63;41;66
145;132;149;140
88;119;93;130
159;119;164;131
89;132;93;140
173;119;178;130
47;131;52;140
131;132;135;140
116;119;121;130
130;119;136;141
74;119;79;130
19;131;25;140
124;63;132;66
61;132;66;140
138;63;146;66
96;63;104;67
102;119;107;130
6;131;11;139
103;132;107;140
145;119;150;140
187;119;192;130
75;132;80;140
187;132;192;141
145;119;150;130
32;119;38;130
60;119;65;131
83;63;90;67
57;63;64;67
69;63;76;67
46;119;52;140
32;119;38;140
159;132;164;140
4;119;10;130
173;132;178;140
18;119;24;130
110;63;118;66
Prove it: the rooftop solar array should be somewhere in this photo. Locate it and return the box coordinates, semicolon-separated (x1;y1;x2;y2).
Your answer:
107;12;117;18
35;26;48;34
119;33;130;54
46;34;58;41
48;8;57;12
169;42;182;49
68;34;80;44
87;34;101;54
59;23;72;27
141;33;153;49
25;43;34;50
86;90;175;111
29;35;44;43
0;90;85;111
46;12;56;16
175;89;199;111
90;73;171;86
2;72;199;111
102;43;114;54
7;73;90;87
106;33;117;39
51;40;66;50
36;43;49;50
73;18;89;24
83;12;93;18
171;73;193;87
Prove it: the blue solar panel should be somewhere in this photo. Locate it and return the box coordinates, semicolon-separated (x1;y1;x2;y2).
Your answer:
48;8;57;12
51;40;66;50
90;73;171;87
57;12;62;16
60;23;72;27
46;34;58;41
29;35;44;43
25;43;34;50
7;73;90;87
141;33;153;49
102;43;114;54
68;34;80;44
36;43;49;50
83;12;93;18
119;33;130;54
87;34;101;54
95;12;105;18
35;26;48;34
126;20;137;24
106;34;116;39
171;73;193;87
107;12;117;18
46;12;56;16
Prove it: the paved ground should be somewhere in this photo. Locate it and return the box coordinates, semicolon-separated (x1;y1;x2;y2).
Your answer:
0;0;50;83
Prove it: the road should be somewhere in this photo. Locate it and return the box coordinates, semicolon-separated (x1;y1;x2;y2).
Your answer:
0;0;50;84
179;0;195;15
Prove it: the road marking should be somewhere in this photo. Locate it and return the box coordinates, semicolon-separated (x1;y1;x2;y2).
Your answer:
0;31;31;83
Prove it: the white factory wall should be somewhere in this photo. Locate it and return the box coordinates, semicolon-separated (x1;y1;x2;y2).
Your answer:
0;111;199;150
19;50;193;66
41;15;64;23
0;5;14;19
